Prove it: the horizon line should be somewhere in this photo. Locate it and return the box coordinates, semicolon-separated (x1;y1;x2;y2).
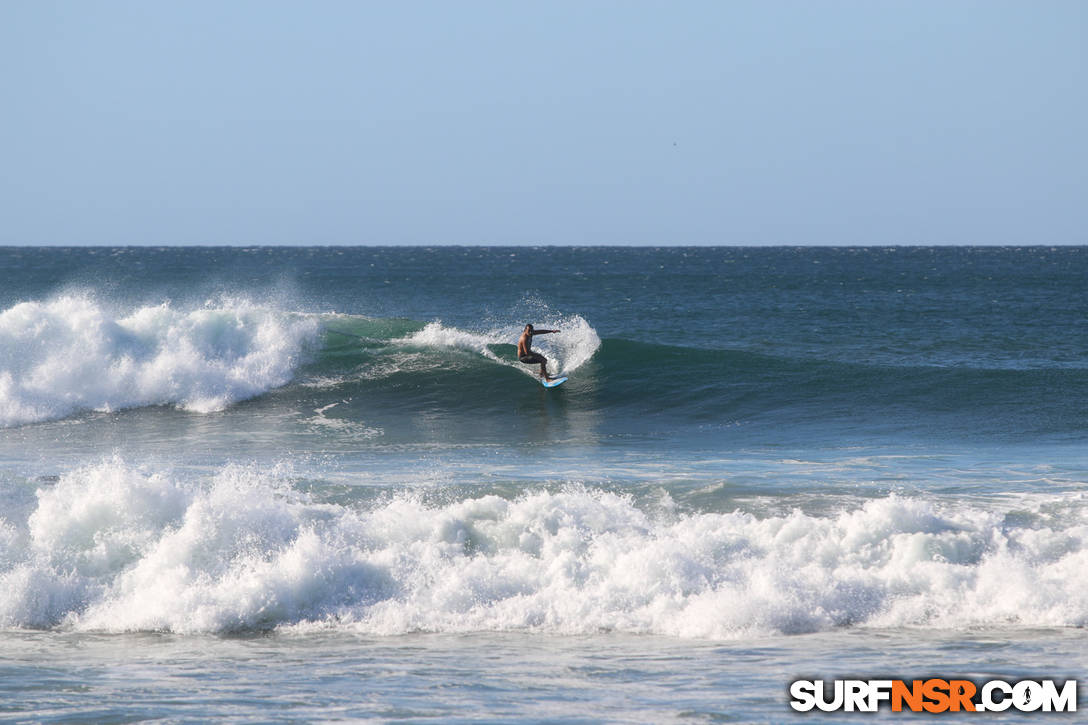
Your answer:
2;241;1086;249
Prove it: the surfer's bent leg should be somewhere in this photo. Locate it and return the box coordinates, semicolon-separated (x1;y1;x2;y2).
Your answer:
519;353;549;378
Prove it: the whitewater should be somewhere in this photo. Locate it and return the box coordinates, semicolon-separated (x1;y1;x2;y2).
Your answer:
0;295;320;426
3;459;1086;638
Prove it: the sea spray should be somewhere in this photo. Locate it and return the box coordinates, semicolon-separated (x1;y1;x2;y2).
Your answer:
1;460;1085;635
399;315;601;377
0;296;320;426
401;322;506;364
528;314;601;375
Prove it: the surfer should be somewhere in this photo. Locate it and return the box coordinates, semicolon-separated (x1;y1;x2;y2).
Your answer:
518;324;559;380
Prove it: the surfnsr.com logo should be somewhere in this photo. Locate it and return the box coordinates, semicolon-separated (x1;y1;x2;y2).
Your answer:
789;679;1078;713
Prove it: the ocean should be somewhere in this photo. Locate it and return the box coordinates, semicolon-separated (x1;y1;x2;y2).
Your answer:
0;246;1084;721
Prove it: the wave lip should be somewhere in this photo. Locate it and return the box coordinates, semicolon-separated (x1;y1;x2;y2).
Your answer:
0;296;320;427
1;461;1085;637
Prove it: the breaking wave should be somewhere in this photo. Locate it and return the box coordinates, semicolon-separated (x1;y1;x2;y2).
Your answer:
0;296;320;426
1;460;1084;637
397;315;600;377
0;295;603;427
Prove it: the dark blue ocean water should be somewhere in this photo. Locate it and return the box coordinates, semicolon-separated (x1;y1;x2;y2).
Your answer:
0;246;1085;721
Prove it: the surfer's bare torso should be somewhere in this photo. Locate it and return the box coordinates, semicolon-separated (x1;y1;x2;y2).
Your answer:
518;324;558;379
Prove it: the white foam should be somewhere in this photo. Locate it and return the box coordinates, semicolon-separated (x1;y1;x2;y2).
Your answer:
1;461;1085;636
527;315;600;375
0;295;320;426
303;401;383;439
401;322;505;364
398;316;601;377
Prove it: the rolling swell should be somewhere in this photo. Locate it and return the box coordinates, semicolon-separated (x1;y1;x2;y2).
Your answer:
309;328;1088;438
593;340;1088;435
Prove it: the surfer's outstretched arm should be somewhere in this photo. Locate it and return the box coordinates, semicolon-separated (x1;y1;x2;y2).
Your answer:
533;329;559;334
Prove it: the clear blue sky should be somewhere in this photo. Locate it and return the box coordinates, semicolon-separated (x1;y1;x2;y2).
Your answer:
1;0;1084;245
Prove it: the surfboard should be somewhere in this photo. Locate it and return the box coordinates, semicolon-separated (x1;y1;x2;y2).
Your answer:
541;376;568;388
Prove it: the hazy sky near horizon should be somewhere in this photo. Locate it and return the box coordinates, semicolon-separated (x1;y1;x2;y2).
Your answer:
2;1;1085;246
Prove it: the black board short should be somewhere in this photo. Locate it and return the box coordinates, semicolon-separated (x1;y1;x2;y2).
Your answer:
519;353;546;365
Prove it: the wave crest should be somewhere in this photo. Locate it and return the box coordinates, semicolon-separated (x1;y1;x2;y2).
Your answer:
0;296;320;426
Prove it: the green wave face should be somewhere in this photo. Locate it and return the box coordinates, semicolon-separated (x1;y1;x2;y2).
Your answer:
300;317;1088;442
